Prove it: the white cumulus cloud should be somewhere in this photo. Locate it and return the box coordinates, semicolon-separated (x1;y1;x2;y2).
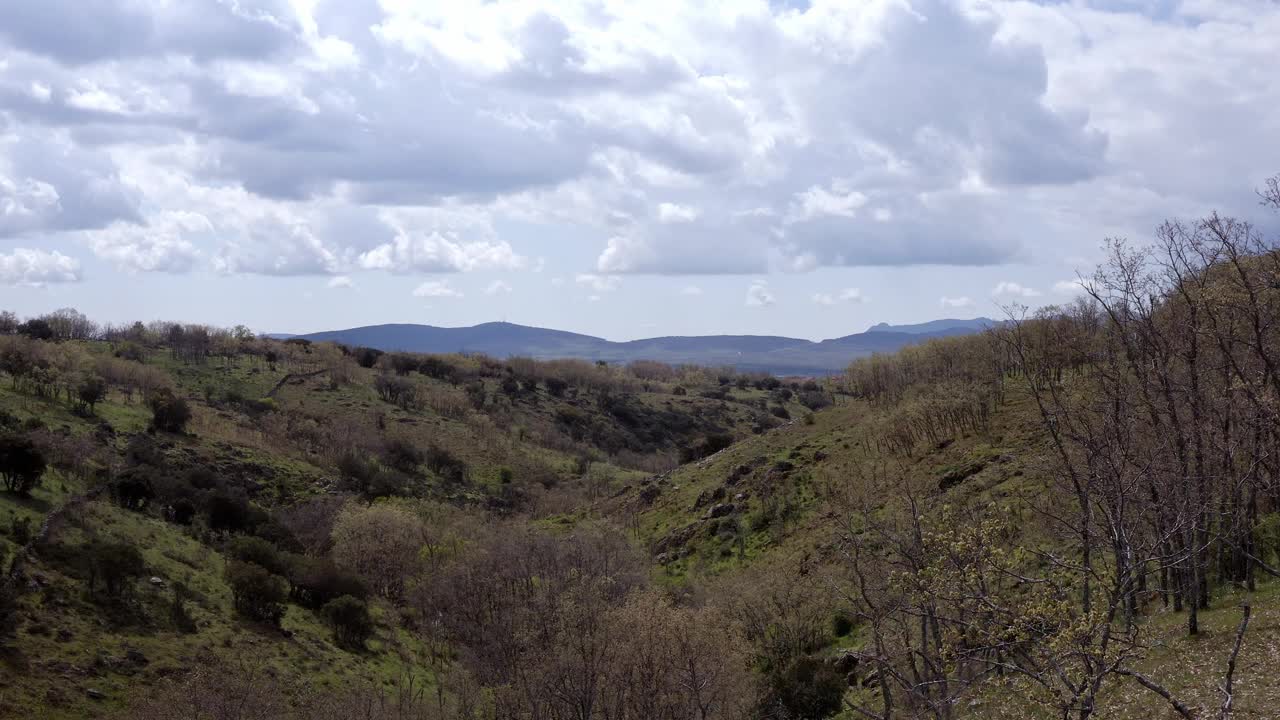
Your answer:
412;281;464;298
746;281;775;307
992;281;1041;298
0;248;82;286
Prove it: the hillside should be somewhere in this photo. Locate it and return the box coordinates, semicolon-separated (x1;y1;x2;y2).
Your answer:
294;319;995;375
0;327;809;718
3;215;1280;720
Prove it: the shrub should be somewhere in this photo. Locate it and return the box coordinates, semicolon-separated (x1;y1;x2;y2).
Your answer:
418;356;456;382
331;504;424;600
82;540;146;600
0;433;46;496
149;389;192;433
111;468;156;510
227;536;291;577
289;558;368;609
353;347;383;369
768;656;846;720
322;595;374;649
17;319;53;341
226;561;289;626
382;437;424;474
374;374;417;409
170;582;198;634
424;445;467;484
546;377;569;397
831;611;854;637
206;492;263;534
797;390;831;411
78;375;108;413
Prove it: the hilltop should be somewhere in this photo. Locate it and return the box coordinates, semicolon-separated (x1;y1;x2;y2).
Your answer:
293;318;996;375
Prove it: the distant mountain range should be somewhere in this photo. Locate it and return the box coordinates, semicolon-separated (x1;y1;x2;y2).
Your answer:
292;318;995;375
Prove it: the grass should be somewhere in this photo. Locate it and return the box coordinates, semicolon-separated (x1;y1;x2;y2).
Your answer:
0;496;434;719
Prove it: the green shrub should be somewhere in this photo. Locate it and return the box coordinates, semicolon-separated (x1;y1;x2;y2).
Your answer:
226;561;289;626
227;537;291;577
148;389;192;433
82;541;146;600
322;595;374;649
0;433;46;496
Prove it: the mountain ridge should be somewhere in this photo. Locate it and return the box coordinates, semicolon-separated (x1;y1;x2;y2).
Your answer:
295;318;995;374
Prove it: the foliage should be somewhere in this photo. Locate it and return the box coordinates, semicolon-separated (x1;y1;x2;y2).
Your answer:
226;560;289;626
322;595;374;649
0;433;46;495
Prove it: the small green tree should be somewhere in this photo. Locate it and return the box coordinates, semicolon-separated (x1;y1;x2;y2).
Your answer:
148;389;192;433
0;434;46;496
322;595;374;649
83;541;146;600
226;561;289;626
77;375;108;413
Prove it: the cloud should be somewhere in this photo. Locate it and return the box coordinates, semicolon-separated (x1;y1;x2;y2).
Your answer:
327;276;353;289
82;212;205;272
575;273;621;292
679;285;703;296
657;202;699;223
412;281;463;298
0;0;1275;291
940;296;975;309
358;210;524;274
0;0;301;66
992;281;1041;298
812;287;865;305
1053;279;1087;295
0;247;81;286
746;281;775;307
485;279;513;295
788;181;868;222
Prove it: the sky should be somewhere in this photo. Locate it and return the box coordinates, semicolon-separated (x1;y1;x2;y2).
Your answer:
0;0;1278;341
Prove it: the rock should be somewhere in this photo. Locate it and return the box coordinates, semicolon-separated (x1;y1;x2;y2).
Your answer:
705;503;735;519
693;490;713;510
832;651;859;675
86;688;106;700
734;492;748;501
149;576;166;587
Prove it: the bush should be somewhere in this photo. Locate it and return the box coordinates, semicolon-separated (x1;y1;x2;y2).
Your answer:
149;389;192;433
546;377;569;397
424;444;467;484
382;437;424;474
227;536;291;577
353;347;384;369
111;468;156;510
0;433;46;496
322;595;374;649
226;561;289;626
797;390;831;411
170;582;198;634
78;375;108;413
82;540;146;600
206;492;264;534
289;558;368;609
17;319;53;341
768;656;846;720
